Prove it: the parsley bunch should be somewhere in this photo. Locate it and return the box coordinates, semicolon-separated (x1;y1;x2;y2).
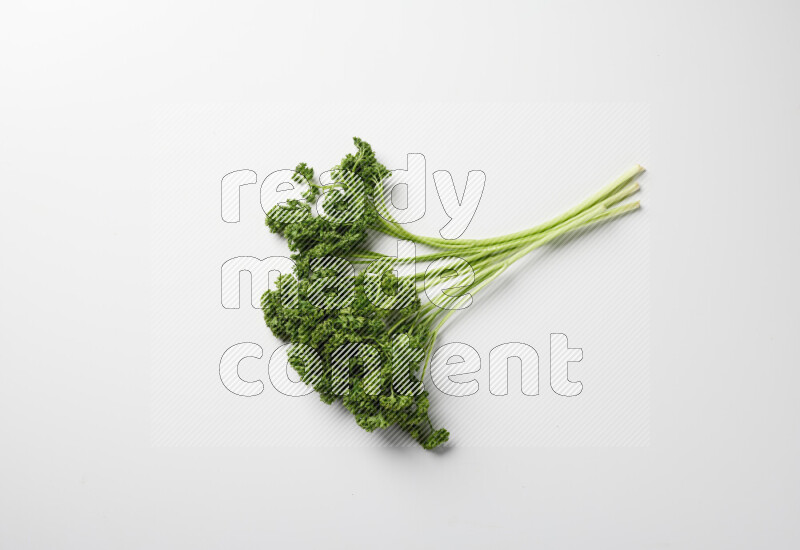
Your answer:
262;138;643;449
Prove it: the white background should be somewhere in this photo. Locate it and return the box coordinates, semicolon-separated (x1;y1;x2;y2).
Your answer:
2;1;799;548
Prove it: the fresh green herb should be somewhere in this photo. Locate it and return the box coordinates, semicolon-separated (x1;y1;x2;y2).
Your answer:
262;138;642;449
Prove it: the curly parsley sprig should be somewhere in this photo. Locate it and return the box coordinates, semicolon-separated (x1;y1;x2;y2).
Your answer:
261;138;642;449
